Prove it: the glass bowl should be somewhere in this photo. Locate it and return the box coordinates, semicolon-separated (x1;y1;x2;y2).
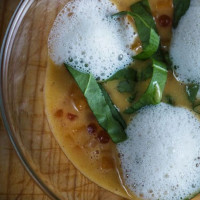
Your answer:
0;0;127;199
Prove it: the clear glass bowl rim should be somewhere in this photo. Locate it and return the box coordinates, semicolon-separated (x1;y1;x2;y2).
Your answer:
0;1;60;199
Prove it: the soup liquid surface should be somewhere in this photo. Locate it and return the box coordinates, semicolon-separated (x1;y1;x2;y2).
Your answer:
45;59;135;199
45;0;195;199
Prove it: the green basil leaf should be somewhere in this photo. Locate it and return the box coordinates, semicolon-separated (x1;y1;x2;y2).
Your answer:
193;104;200;114
173;0;190;28
137;62;153;81
125;59;168;113
163;51;173;70
124;68;137;81
186;84;199;104
107;67;137;82
113;10;160;60
65;65;90;92
130;1;157;48
152;49;165;62
140;0;151;14
134;28;160;60
127;92;137;103
65;64;127;143
99;84;126;129
112;11;128;18
117;80;135;93
113;1;160;60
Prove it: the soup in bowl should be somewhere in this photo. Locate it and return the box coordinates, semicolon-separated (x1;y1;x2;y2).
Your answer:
45;0;200;199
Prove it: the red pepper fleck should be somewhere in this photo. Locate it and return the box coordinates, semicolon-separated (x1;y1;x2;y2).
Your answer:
157;15;171;27
97;131;110;144
54;109;63;118
67;113;77;121
87;123;97;135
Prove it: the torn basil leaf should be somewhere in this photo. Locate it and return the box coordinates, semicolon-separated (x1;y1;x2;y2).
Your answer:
107;67;137;82
193;104;200;114
117;80;135;93
113;0;160;60
130;1;157;47
99;85;126;129
139;0;151;14
65;64;127;143
186;84;199;104
134;28;160;60
128;92;137;103
105;67;137;95
130;0;164;61
125;59;168;114
137;62;153;81
173;0;191;28
163;51;173;70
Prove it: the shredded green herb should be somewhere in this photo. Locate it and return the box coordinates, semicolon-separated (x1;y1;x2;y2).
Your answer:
113;9;160;60
125;59;168;114
99;84;127;129
173;0;191;28
65;64;127;143
117;80;135;93
193;104;200;114
107;67;137;82
137;62;153;81
186;84;199;104
127;92;137;103
60;0;194;145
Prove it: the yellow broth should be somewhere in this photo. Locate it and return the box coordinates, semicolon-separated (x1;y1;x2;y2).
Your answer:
45;59;136;199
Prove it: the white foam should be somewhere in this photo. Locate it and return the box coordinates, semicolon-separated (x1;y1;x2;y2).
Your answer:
170;0;200;84
48;0;136;80
117;103;200;200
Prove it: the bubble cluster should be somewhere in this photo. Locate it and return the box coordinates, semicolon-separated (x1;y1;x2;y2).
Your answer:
170;0;200;84
117;103;200;200
48;0;136;80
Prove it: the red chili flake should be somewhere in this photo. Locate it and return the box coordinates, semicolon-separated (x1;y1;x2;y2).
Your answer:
87;123;97;135
67;113;77;121
97;131;110;144
157;15;171;27
54;109;63;118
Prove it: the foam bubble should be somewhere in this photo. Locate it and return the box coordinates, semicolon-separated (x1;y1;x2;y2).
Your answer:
170;0;200;84
117;103;200;200
48;0;136;80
